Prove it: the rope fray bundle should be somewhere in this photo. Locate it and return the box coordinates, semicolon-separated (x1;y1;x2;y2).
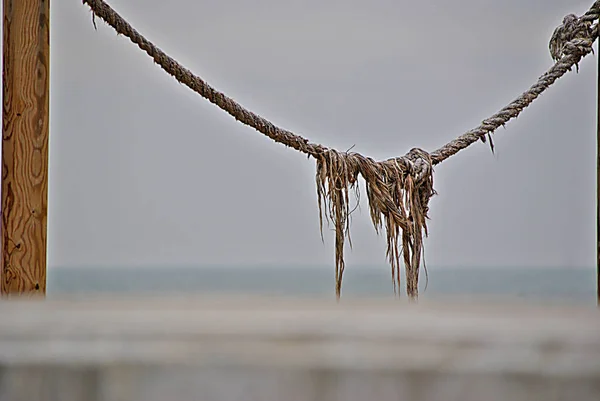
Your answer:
82;0;600;300
316;149;435;299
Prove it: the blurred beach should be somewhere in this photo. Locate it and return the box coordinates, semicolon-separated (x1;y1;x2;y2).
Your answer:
47;265;597;305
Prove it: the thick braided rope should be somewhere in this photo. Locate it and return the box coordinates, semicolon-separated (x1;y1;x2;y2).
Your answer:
81;0;328;158
430;1;600;165
82;0;435;300
83;0;600;167
82;0;599;299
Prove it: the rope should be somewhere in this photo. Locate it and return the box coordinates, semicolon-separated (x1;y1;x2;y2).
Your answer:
430;2;599;164
82;0;600;169
81;0;600;299
81;0;328;159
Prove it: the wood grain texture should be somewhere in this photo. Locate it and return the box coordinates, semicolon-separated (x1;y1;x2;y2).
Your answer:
1;0;50;296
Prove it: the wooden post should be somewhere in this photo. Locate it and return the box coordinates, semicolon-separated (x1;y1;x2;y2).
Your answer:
1;0;50;296
598;44;600;306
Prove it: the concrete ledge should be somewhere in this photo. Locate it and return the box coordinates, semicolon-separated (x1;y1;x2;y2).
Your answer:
0;297;599;401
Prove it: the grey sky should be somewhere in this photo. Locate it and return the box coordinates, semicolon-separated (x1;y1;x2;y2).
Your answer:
35;0;597;269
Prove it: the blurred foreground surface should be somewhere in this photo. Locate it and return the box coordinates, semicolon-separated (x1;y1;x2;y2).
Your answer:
0;296;599;401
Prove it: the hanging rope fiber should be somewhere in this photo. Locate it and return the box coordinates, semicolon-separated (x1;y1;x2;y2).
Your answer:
82;0;600;300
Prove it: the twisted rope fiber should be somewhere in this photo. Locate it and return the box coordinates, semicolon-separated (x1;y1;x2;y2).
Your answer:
82;0;599;300
432;2;600;164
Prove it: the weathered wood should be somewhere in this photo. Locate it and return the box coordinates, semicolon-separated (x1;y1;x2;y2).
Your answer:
1;0;50;296
0;297;599;401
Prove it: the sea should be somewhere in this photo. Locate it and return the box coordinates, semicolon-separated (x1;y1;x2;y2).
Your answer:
47;265;598;305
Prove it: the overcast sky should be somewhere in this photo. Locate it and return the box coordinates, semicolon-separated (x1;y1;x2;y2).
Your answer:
9;0;597;269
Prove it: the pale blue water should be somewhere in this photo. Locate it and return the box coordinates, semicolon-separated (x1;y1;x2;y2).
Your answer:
47;265;597;304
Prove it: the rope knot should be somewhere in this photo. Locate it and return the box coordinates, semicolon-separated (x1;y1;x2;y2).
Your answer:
404;148;434;183
549;13;594;62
